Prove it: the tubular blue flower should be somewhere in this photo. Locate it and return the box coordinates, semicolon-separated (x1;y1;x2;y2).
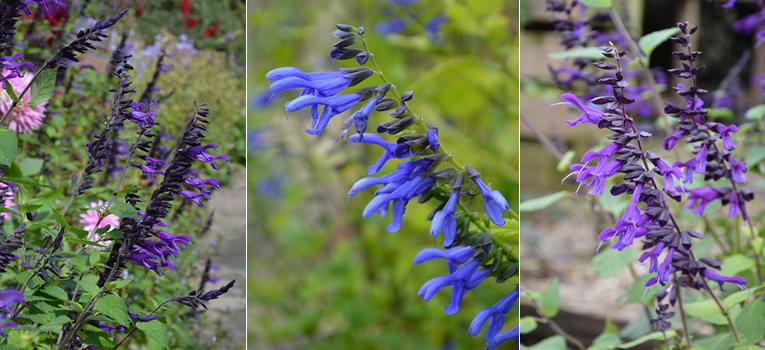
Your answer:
128;231;190;274
430;186;460;247
425;13;446;42
187;143;229;170
558;93;601;126
569;160;622;196
417;259;489;315
135;156;165;178
348;133;402;175
286;93;363;135
413;246;475;266
649;155;684;194
598;213;650;251
466;165;509;226
375;19;406;35
469;289;519;349
427;128;440;152
349;156;440;232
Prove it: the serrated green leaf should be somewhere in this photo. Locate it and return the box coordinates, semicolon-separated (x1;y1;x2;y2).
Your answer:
80;274;100;296
94;294;130;327
111;202;138;219
580;0;612;8
638;28;680;57
41;285;68;301
520;191;569;212
540;278;560;318
137;320;168;350
549;47;604;60
0;129;18;167
29;68;56;108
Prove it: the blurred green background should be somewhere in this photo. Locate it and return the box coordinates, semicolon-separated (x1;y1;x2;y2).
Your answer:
247;0;519;349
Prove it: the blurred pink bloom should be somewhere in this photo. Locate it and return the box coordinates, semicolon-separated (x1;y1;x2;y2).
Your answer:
0;182;14;221
79;201;120;248
0;69;47;133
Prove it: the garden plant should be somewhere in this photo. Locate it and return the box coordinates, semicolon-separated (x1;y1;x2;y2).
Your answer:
0;1;245;348
521;0;765;349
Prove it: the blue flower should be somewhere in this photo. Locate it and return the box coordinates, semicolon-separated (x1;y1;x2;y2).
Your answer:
375;19;406;35
467;165;509;226
425;13;446;42
348;156;440;232
349;133;408;175
413;246;475;265
416;259;489;315
469;289;520;350
285;93;363;135
430;176;462;247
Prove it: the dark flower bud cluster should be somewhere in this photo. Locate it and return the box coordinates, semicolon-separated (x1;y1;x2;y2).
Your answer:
46;8;127;69
559;37;747;334
266;23;518;349
663;23;755;223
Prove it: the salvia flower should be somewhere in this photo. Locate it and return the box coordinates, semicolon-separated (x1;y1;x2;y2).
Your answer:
469;289;520;350
0;182;15;221
430;174;463;247
187;144;229;170
467;165;510;226
414;246;488;314
0;288;22;337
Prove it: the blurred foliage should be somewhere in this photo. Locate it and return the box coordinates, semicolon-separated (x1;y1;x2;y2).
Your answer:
248;0;518;349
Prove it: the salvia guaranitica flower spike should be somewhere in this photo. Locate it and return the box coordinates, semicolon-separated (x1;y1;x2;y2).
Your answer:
559;38;746;332
267;24;517;348
469;289;520;350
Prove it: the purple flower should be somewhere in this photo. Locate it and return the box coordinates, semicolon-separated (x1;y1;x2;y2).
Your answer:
723;0;736;9
286;93;363;135
684;186;723;215
187;144;229;170
712;123;738;150
558;93;601;126
703;268;746;289
375;19;406;35
569;142;622;195
728;155;746;183
649;155;683;194
425;13;446;42
469;289;519;350
135;156;165;178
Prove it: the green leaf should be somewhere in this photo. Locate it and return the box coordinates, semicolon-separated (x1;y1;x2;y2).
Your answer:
521;336;566;350
549;47;604;60
685;299;720;318
41;285;68;301
745;105;765;120
721;254;755;277
111;202;138;219
106;278;133;291
137;320;168;350
519;316;537;334
556;150;575;172
94;294;130;327
638;28;680;57
695;333;734;350
723;288;757;310
520;191;569;212
29;68;57;108
617;330;675;349
580;0;612;8
3;81;19;104
18;157;43;176
735;301;765;344
588;333;621;350
592;247;637;277
540;278;560;318
0;129;18;167
79;274;100;296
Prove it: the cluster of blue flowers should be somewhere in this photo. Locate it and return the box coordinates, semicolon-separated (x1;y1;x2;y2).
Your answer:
267;23;518;349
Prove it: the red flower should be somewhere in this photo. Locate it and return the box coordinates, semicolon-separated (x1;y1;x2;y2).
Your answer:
43;3;68;26
180;0;192;17
204;22;220;38
135;1;144;18
185;18;199;29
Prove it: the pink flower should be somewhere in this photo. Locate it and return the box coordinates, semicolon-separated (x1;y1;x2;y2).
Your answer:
79;201;120;248
0;69;47;133
0;182;15;221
